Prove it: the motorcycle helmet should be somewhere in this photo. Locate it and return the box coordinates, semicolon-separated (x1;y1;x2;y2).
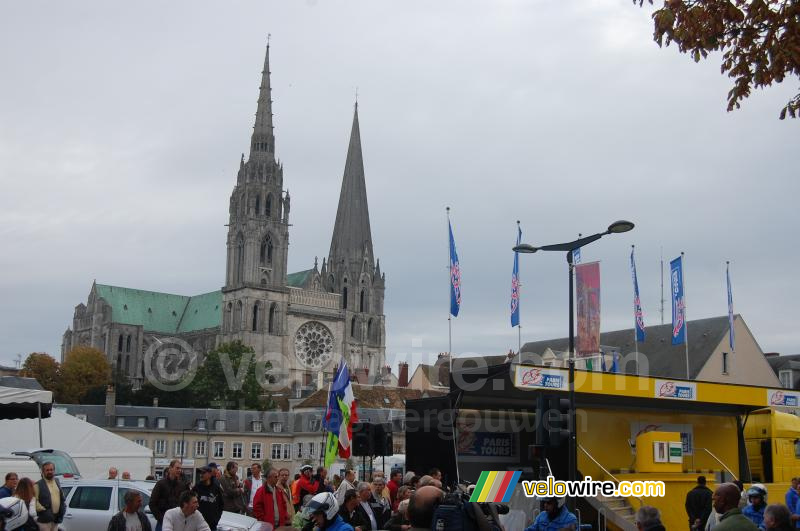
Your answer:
304;492;339;521
746;484;767;503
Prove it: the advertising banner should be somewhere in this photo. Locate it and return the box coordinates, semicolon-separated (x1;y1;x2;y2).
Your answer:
576;261;601;356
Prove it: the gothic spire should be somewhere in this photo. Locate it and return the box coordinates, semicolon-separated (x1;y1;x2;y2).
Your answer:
329;102;374;270
250;39;275;159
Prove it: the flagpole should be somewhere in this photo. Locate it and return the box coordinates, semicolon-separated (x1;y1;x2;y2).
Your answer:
447;207;453;372
632;245;639;375
728;261;735;358
516;220;521;354
682;252;690;380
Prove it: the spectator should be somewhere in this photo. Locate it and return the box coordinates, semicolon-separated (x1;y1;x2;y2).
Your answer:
525;496;577;531
370;472;391;501
428;469;442;482
13;477;37;530
315;467;333;494
713;483;759;531
407;486;444;531
370;477;391;518
0;473;18;498
401;471;415;487
636;506;665;531
339;489;368;529
304;492;353;531
734;481;748;509
743;484;768;529
335;470;357;507
686;476;714;531
277;468;295;519
108;490;152;531
161;492;210;531
192;466;224;530
122;471;131;481
253;468;290;528
295;465;320;511
396;486;412;505
387;470;402;510
386;498;411;531
765;504;794;531
786;480;799;514
108;467;119;480
219;461;245;514
243;463;263;516
149;459;190;531
33;461;65;531
416;476;442;489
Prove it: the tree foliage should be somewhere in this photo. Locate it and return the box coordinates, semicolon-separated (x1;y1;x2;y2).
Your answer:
60;346;112;404
637;0;800;118
19;353;61;394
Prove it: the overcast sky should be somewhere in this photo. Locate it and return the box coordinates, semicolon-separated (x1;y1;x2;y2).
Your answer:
1;0;797;372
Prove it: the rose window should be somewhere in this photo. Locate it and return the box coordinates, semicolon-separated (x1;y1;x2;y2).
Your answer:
294;321;334;369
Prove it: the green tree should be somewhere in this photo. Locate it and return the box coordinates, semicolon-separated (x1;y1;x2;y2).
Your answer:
60;346;111;404
636;0;800;118
188;341;273;409
19;353;61;394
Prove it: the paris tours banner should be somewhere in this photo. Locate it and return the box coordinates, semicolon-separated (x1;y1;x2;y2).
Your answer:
576;261;601;356
670;256;687;346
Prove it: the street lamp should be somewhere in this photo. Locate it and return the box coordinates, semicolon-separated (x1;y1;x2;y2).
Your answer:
513;220;634;510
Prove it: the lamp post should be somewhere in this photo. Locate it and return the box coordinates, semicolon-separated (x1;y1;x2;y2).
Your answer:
514;220;634;510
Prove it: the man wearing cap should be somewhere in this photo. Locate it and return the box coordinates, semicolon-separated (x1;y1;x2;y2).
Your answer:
525;496;577;531
192;465;224;530
295;465;320;511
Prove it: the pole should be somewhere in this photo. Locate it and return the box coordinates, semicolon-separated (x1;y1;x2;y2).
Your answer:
682;252;690;380
447;207;452;368
517;220;522;354
567;250;577;511
633;245;639;375
38;402;43;447
660;247;665;325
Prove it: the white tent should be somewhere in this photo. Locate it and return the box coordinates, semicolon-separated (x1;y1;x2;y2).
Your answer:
0;385;53;446
0;408;153;480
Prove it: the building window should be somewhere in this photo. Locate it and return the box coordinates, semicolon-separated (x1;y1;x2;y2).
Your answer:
351;317;356;338
195;441;206;457
213;442;225;459
232;442;243;459
134;439;147;448
722;352;729;374
154;440;166;456
255;194;261;215
251;443;262;460
780;370;793;389
156;417;166;429
260;235;274;266
196;419;207;431
271;422;282;433
342;286;348;310
308;442;315;459
118;335;124;352
268;304;276;334
271;444;281;460
215;420;226;431
360;290;366;312
137;417;146;428
174;440;186;458
266;194;273;218
282;444;290;460
309;419;321;432
252;421;263;432
296;442;303;460
252;303;260;332
126;335;132;352
116;417;125;428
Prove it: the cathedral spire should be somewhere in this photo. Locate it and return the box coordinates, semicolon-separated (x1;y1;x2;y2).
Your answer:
250;38;275;159
329;102;374;269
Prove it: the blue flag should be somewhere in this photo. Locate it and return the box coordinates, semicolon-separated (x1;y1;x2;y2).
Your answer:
631;249;646;343
601;353;607;372
324;362;351;433
727;263;735;351
610;352;619;374
510;226;521;327
449;220;462;317
670;256;686;346
573;247;581;264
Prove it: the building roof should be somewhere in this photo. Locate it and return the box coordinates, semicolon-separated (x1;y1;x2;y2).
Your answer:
0;376;44;390
519;315;739;380
295;384;443;410
767;354;800;389
411;362;451;388
95;284;221;334
287;269;314;288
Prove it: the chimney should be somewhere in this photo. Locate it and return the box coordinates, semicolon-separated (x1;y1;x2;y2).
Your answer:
317;371;324;390
398;363;409;387
153;397;159;408
105;385;116;420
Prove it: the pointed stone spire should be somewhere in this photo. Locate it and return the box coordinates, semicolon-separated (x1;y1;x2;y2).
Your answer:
250;39;275;160
329;103;374;270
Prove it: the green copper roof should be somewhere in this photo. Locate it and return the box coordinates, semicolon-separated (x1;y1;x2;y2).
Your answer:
286;269;314;288
95;284;221;334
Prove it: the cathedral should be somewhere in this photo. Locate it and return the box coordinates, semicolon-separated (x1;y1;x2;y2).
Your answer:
61;43;387;395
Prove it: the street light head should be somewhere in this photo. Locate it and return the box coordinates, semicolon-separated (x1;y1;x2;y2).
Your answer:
513;243;539;253
607;220;635;234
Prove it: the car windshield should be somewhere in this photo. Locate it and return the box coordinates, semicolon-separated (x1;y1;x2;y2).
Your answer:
29;450;81;477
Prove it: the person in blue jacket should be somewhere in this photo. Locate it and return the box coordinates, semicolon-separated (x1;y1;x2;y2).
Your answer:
526;495;578;531
743;484;768;530
305;491;354;531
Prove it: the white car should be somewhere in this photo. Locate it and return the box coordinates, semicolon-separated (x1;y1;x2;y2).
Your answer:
58;478;260;531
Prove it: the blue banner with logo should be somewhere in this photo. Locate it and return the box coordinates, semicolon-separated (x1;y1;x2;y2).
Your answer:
449;220;461;317
511;226;521;327
670;256;686;346
727;263;735;351
631;249;646;343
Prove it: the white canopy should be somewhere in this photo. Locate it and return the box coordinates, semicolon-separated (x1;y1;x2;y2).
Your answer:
0;386;53;420
0;408;153;479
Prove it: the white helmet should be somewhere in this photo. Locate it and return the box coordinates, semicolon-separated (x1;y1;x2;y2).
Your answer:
0;496;29;530
304;492;339;520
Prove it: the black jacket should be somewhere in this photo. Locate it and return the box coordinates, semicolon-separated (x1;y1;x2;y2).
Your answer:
686;484;714;527
35;478;65;524
149;477;189;522
107;510;153;531
340;504;371;529
352;496;391;530
193;480;225;528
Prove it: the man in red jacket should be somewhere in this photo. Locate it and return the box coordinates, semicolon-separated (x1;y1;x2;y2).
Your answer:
253;468;290;528
294;465;320;510
387;469;402;511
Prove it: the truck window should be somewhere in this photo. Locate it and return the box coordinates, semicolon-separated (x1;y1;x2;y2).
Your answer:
794;440;800;459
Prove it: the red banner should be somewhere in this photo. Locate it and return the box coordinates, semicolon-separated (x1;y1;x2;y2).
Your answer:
576;261;601;356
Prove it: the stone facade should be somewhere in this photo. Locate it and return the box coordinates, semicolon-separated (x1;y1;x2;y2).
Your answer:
61;43;386;395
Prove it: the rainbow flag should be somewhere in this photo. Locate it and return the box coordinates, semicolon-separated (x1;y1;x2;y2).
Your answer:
469;471;522;503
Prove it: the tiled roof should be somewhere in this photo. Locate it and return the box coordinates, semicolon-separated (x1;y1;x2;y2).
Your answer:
95;284;221;334
295;384;444;410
